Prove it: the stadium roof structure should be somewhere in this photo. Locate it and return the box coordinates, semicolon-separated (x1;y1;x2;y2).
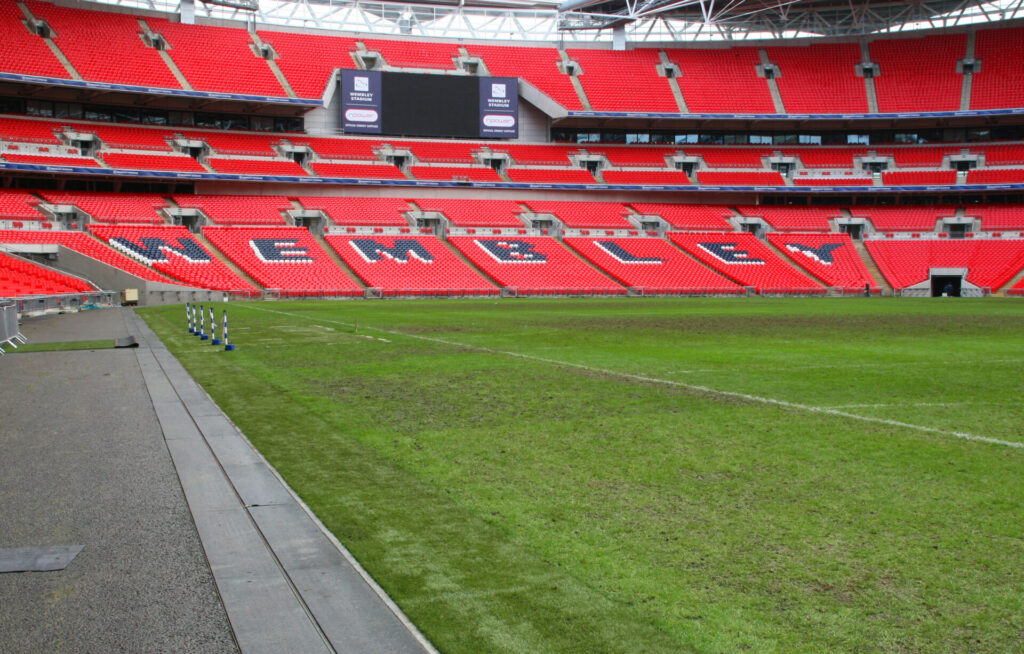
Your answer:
96;0;1024;41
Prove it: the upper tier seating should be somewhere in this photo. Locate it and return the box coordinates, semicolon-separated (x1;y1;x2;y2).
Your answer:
602;170;692;185
27;1;180;89
852;206;956;231
408;166;502;182
870;34;966;112
2;153;100;167
881;170;958;186
296;197;410;226
363;39;459;70
735;206;838;232
256;30;358;99
202;226;362;295
568;49;678;113
448;236;624;294
464;44;582;110
0;2;70;79
669;232;824;293
970;28;1024;110
523;201;635;229
40;192;168;224
206;158;308;177
966;169;1024;185
89;224;255;292
310;162;407;180
563;236;743;294
412;199;525;227
100;152;206;173
0;117;62;144
666;47;776;114
697;171;787;186
768;43;868;113
767;233;879;291
173;195;291;225
961;206;1024;230
0;190;44;220
505;168;597;184
0;250;95;297
628;203;735;230
148;18;286;97
325;234;497;295
865;239;1024;290
0;229;173;283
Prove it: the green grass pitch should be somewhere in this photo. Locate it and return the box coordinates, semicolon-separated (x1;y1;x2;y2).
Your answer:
140;297;1024;654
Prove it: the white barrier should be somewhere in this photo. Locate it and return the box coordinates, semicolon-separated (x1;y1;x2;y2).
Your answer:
0;302;26;354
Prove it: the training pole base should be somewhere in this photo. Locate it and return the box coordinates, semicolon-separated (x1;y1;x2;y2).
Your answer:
224;344;236;351
201;334;209;340
212;338;221;345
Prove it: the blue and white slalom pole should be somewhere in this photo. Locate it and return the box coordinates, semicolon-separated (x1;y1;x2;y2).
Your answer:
223;310;235;351
186;302;193;334
199;304;208;340
211;306;221;345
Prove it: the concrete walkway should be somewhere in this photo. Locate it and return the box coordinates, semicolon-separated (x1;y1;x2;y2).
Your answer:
1;308;435;654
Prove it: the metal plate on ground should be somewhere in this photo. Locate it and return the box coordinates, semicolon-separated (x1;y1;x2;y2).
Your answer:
0;545;84;572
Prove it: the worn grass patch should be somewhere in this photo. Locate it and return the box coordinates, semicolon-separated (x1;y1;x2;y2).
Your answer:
5;339;115;353
140;297;1024;654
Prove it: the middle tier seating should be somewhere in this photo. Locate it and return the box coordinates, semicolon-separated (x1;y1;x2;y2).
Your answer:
767;233;880;292
669;232;825;293
563;236;743;294
202;226;362;295
448;236;625;295
325;234;497;295
172;195;292;225
89;224;256;293
696;171;787;186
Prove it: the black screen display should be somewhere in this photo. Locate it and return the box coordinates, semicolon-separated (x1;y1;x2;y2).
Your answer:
380;72;479;139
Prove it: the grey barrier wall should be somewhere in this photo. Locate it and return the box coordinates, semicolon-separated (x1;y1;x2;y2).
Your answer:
13;292;119;315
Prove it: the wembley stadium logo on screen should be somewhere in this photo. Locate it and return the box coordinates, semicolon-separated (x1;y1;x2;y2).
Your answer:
354;76;369;92
491;83;506;99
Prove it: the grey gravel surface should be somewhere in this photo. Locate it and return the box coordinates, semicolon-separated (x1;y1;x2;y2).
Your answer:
0;311;238;654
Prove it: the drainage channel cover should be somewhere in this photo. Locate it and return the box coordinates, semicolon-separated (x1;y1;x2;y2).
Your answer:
0;545;85;573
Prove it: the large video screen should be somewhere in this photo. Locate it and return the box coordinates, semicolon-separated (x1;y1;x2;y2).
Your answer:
340;70;518;139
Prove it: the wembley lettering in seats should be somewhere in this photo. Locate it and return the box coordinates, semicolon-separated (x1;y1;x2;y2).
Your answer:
697;242;765;265
250;239;315;263
784;242;844;265
475;239;547;262
350;239;434;263
594;241;663;264
110;237;210;264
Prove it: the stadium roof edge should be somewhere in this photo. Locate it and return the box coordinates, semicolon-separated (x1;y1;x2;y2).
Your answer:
82;0;1024;42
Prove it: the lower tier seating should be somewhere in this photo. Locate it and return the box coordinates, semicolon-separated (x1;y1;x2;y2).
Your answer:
963;206;1024;230
0;230;173;283
735;206;838;232
0;190;45;220
864;239;1024;290
412;199;525;228
767;233;880;292
202;226;362;296
523;201;635;229
563;237;743;293
448;236;625;295
852;206;957;231
325;235;497;295
297;197;410;226
89;225;255;293
0;251;96;297
669;232;824;293
629;203;734;230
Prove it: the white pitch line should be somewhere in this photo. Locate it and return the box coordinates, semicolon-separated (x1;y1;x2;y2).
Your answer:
244;305;1024;450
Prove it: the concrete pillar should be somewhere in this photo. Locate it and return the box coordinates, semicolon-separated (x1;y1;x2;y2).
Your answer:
181;0;195;25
